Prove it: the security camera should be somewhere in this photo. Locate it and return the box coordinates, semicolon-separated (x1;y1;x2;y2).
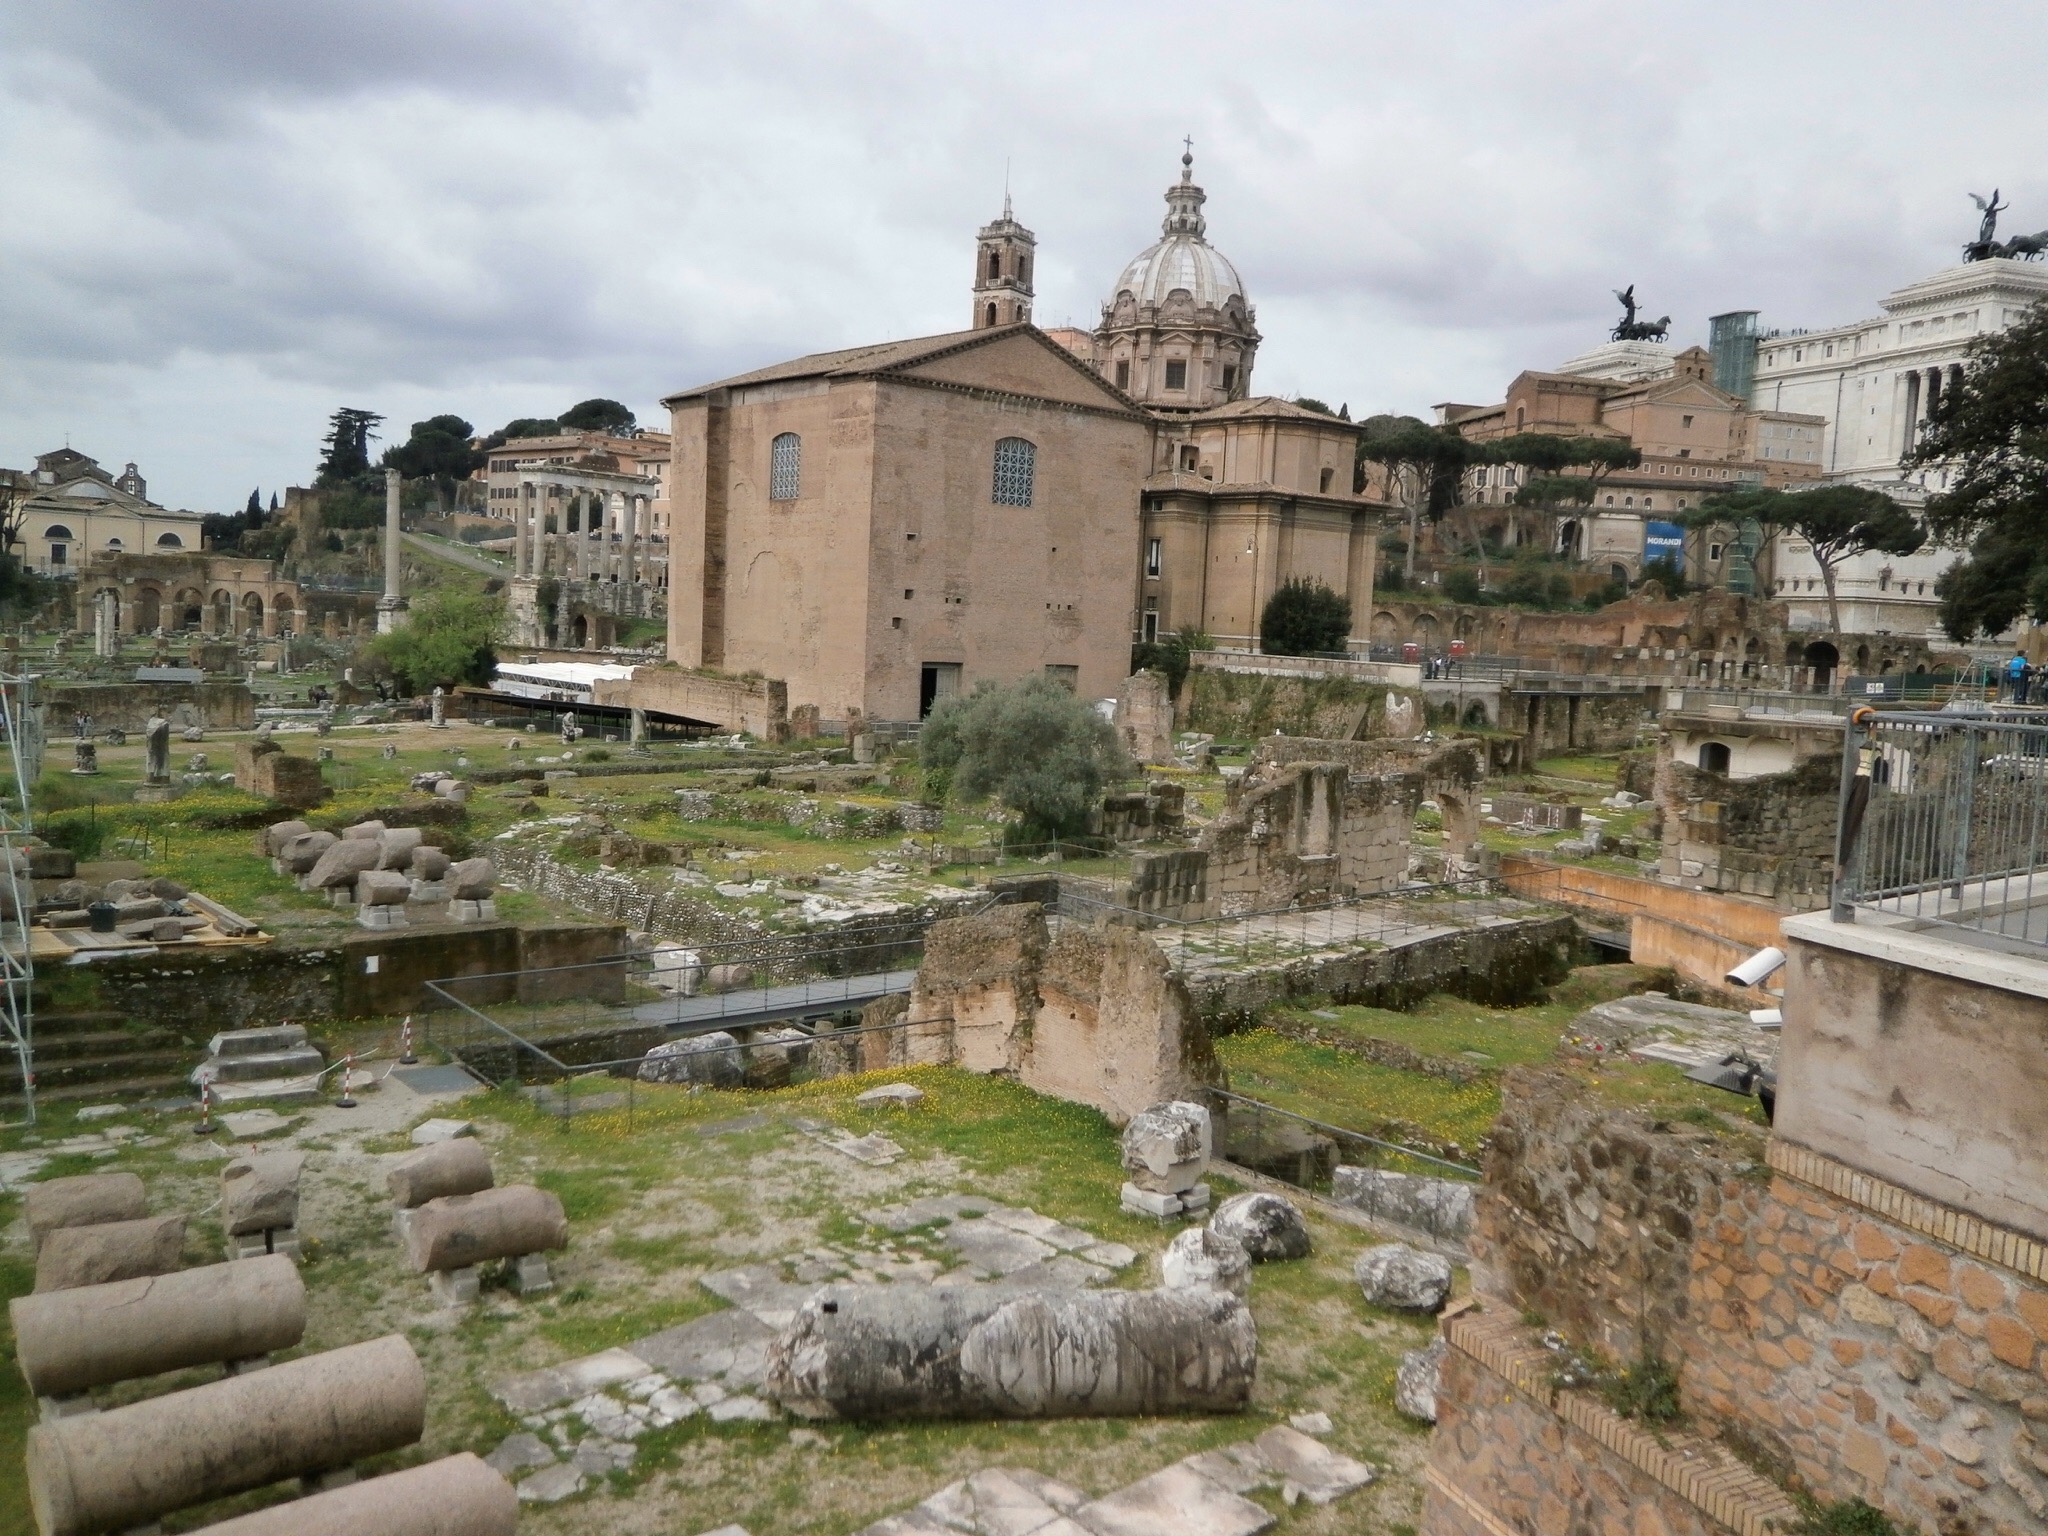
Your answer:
1725;946;1787;988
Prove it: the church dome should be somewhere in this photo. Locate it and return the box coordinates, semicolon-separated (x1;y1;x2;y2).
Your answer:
1106;150;1250;314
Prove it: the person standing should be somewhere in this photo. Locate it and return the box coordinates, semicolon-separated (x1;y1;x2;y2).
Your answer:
2007;650;2029;702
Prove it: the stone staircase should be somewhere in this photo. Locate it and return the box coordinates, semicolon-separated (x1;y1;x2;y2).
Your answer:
0;1006;196;1106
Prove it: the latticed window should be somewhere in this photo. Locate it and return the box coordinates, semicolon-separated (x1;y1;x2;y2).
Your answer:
991;437;1036;507
769;433;801;501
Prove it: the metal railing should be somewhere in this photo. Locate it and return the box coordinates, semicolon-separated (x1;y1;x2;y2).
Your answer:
1205;1086;1480;1186
418;985;937;1129
1834;708;2048;951
0;674;36;1120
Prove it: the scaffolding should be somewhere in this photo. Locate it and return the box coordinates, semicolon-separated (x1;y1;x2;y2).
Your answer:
0;672;39;1122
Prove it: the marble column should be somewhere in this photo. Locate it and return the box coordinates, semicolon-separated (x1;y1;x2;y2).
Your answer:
513;483;529;577
575;492;590;583
377;468;408;632
622;494;638;588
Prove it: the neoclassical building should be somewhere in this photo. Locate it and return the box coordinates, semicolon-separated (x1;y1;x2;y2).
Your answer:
662;151;1382;724
7;448;206;574
1738;252;2048;636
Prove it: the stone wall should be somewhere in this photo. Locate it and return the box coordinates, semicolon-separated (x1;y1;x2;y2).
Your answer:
1112;668;1176;764
1451;1067;2048;1536
1496;854;1784;996
905;903;1223;1126
44;680;256;734
1776;916;2048;1258
1189;912;1576;1035
1657;750;1838;908
1183;668;1421;741
81;921;622;1032
1192;738;1482;912
600;665;789;740
1516;688;1658;758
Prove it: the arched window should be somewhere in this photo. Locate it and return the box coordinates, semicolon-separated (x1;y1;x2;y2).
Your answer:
769;433;801;501
992;438;1036;507
1699;742;1731;774
987;248;1001;280
985;302;997;327
43;525;73;542
156;532;183;548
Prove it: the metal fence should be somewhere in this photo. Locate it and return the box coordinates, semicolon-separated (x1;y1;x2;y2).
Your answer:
1835;708;2048;950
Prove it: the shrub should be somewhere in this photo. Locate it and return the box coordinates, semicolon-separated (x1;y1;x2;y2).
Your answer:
919;674;1129;844
1259;577;1351;655
1443;567;1486;605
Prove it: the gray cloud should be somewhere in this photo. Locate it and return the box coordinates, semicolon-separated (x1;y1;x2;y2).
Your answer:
2;0;2045;508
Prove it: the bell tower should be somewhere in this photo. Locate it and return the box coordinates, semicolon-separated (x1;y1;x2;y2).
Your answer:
972;193;1035;329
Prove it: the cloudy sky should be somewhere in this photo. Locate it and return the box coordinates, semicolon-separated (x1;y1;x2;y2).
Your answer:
4;1;2045;511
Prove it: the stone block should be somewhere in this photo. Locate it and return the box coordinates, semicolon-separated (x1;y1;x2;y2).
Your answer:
344;820;387;840
306;837;379;890
1209;1192;1311;1262
357;903;409;930
388;1137;494;1209
1120;1101;1212;1194
1121;1183;1182;1219
1353;1243;1452;1312
1393;1337;1446;1422
24;1173;148;1256
209;1023;309;1058
222;1151;304;1237
1328;1166;1475;1244
376;827;425;869
357;869;411;906
640;1031;744;1088
1160;1227;1251;1296
34;1214;185;1292
405;1185;569;1273
450;857;496;900
409;846;451;882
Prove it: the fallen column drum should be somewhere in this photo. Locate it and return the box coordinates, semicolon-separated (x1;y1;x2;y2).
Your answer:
175;1453;517;1536
12;1254;306;1399
767;1283;1258;1420
386;1138;493;1209
27;1333;425;1536
404;1185;567;1272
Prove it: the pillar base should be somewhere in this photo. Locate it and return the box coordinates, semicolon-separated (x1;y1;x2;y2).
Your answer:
376;596;409;635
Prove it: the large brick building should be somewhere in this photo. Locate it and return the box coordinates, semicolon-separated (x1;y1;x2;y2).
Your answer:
662;151;1386;725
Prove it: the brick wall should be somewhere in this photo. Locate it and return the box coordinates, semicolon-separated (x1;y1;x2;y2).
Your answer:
1456;1069;2048;1535
1425;1311;1796;1536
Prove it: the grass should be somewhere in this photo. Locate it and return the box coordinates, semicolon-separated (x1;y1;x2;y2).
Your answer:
1531;754;1623;784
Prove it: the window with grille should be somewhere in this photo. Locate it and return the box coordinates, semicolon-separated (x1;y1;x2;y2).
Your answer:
992;437;1036;507
1164;360;1187;390
769;433;801;501
1115;361;1131;390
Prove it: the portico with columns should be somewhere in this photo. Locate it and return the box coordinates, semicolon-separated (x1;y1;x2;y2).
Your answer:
504;464;668;648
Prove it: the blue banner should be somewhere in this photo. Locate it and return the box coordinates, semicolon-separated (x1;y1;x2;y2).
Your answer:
1644;520;1685;574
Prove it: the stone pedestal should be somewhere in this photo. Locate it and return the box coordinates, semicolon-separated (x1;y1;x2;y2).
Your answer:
1120;1181;1210;1219
515;1254;554;1295
357;904;408;930
227;1225;303;1261
451;898;498;923
430;1266;480;1306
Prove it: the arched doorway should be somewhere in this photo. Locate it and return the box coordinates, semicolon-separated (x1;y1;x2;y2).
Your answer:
1558;520;1582;560
172;587;204;630
1803;640;1839;693
211;590;234;634
273;593;296;635
1699;742;1731;774
571;614;589;648
134;587;161;633
241;592;264;634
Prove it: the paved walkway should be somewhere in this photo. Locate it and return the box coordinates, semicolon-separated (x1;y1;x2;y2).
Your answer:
402;531;508;577
632;971;918;1033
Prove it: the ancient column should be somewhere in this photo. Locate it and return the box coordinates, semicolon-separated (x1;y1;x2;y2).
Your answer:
512;483;529;578
621;493;638;589
575;492;591;583
376;470;407;633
